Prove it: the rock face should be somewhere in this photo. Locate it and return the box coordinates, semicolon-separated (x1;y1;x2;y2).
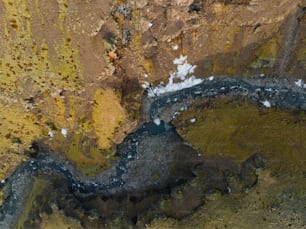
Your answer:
118;0;305;85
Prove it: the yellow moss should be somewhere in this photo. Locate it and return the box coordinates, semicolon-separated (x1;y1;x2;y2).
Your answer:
39;95;67;130
211;3;229;15
0;102;42;153
258;36;281;59
39;93;84;133
63;134;112;176
14;178;47;229
57;0;68;29
142;59;153;75
78;119;94;133
53;35;83;91
296;38;306;61
40;210;83;229
92;88;126;149
175;98;306;173
133;33;142;47
0;0;83;98
151;98;306;229
0;191;3;206
250;36;282;68
227;66;237;76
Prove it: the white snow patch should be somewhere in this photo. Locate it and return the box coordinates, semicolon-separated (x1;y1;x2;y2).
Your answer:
173;55;187;65
260;73;265;77
172;44;179;50
146;55;203;97
295;79;306;88
180;106;187;111
261;100;271;108
190;118;196;123
167;38;172;43
144;74;148;78
208;76;214;81
154;118;161;126
172;112;180;119
1;179;5;184
61;128;68;137
48;131;54;138
148;22;153;27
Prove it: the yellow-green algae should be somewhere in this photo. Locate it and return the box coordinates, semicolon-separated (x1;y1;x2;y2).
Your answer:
148;97;306;228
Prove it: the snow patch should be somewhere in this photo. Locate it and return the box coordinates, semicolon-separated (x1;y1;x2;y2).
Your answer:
145;55;203;97
61;128;68;138
48;131;54;138
172;44;179;50
190;118;196;123
148;22;153;27
295;79;306;88
208;76;214;81
154;118;161;126
261;100;271;108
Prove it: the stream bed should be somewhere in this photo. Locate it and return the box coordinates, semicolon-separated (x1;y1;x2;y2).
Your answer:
1;77;306;228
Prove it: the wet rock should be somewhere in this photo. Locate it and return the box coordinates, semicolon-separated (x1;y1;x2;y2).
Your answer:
189;0;202;13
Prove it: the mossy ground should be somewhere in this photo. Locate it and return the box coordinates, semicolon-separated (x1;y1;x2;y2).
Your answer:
0;0;131;178
14;178;47;229
147;97;306;228
0;103;42;180
40;209;83;229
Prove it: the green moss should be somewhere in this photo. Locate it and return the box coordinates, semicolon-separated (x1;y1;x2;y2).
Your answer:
174;97;306;173
62;134;114;176
296;38;306;61
249;36;282;69
0;191;3;207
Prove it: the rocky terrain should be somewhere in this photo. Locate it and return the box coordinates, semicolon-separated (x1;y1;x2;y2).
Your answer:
0;0;305;228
